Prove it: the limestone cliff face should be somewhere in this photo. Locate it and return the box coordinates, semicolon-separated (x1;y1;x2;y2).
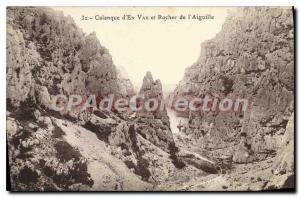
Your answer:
137;72;174;152
174;7;294;162
6;7;187;191
116;67;136;96
264;114;294;189
6;7;134;108
274;114;294;175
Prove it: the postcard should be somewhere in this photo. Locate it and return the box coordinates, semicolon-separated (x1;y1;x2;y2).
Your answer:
6;6;295;191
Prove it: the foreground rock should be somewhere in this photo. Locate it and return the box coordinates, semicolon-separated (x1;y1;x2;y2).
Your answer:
7;6;294;191
266;114;294;189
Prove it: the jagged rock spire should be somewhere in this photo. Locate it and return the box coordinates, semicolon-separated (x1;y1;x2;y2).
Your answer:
140;71;163;97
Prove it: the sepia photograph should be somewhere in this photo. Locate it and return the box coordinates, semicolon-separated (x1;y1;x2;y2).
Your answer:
6;6;295;192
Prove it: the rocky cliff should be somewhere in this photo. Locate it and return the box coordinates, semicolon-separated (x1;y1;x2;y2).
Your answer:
6;6;294;191
7;7;134;110
6;7;195;191
266;114;294;189
6;6;142;191
174;7;294;164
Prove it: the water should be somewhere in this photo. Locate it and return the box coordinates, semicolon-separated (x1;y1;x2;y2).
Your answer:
166;108;215;165
166;108;188;133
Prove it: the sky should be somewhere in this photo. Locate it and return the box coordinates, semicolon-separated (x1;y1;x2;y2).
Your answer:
54;7;231;92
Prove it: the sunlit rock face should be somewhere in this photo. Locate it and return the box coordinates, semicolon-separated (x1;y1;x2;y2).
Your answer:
6;6;136;191
174;7;294;162
6;7;187;191
6;7;135;109
6;6;295;191
116;67;136;96
275;114;294;174
265;114;294;189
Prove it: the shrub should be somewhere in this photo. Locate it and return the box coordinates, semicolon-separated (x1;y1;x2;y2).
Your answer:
16;96;36;120
18;166;39;184
52;123;65;138
124;160;135;169
55;141;81;162
53;141;94;188
7;98;15;112
94;111;107;119
135;156;151;181
168;143;186;169
82;121;112;143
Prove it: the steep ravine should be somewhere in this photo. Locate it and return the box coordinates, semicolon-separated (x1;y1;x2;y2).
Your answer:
6;6;294;191
7;7;216;191
171;7;294;190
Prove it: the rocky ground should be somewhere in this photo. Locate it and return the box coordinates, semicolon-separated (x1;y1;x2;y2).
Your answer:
7;107;294;191
168;114;294;191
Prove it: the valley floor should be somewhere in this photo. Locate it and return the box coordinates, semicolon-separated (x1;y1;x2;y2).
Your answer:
158;159;271;191
7;111;293;191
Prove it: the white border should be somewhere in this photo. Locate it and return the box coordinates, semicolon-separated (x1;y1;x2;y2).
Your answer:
1;0;298;196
